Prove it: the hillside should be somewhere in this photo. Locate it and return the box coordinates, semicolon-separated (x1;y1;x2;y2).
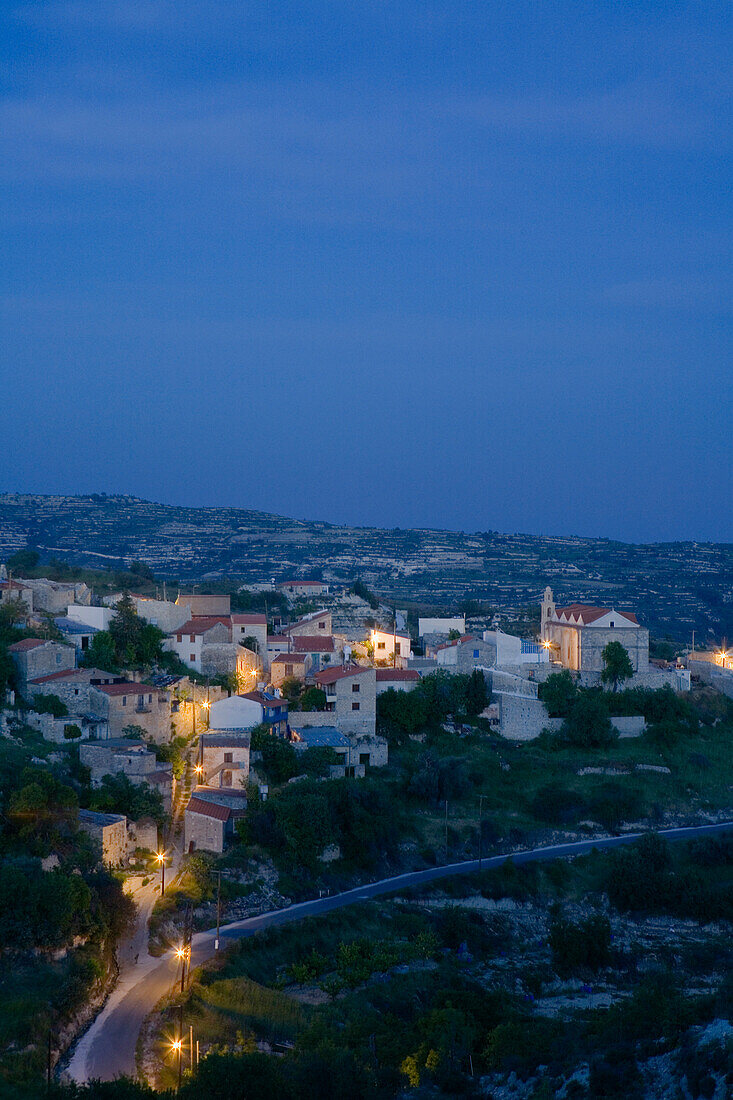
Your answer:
0;493;731;641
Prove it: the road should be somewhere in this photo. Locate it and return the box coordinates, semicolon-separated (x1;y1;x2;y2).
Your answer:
65;820;733;1083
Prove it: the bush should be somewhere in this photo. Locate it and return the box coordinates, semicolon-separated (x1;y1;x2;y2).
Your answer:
561;693;617;748
31;693;68;718
549;909;612;976
539;671;578;718
251;726;299;784
531;784;587;826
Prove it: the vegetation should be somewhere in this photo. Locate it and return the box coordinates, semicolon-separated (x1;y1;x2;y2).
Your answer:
86;773;167;827
350;580;379;609
601;640;634;691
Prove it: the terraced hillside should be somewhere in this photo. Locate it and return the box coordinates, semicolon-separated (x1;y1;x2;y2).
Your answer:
0;494;731;642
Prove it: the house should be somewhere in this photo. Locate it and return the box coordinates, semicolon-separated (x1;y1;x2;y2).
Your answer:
290;725;365;778
96;681;170;742
54;616;100;653
176;592;231;618
312;665;377;736
77;809;127;867
209;691;288;738
0;579;34;617
418;616;465;639
540;587;649;674
165;618;232;675
8;638;76;694
375;668;420;695
283;610;332;638
199;732;250;788
270;652;310;688
19;578;90;614
371;629;411;667
277;580;330;598
289;724;388;774
184;786;248;854
79;738;173;811
483;630;549;668
433;635;496;671
231;614;268;661
292;634;338;671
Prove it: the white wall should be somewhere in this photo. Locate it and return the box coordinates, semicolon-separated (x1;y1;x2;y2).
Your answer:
419;616;465;637
67;604;113;630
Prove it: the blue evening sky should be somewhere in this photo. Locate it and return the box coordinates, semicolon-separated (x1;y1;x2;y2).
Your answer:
1;2;731;541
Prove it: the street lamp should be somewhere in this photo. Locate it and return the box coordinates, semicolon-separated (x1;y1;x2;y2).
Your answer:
170;1037;183;1091
156;850;167;896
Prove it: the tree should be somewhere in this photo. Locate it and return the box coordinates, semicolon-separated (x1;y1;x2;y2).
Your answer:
299;686;327;712
601;641;634;692
539;670;578;717
80;630;119;673
6;548;40;572
89;773;166;826
63;723;83;740
31;693;69;718
561;692;617;747
241;634;259;654
280;677;303;706
465;669;489;716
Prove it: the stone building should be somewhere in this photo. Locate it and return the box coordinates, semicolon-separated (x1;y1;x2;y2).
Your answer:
19;578;91;614
0;579;34;617
77;809;127;867
277;580;330;598
165;618;232;674
282;610;332;639
540;587;649;674
311;665;377;736
176;592;231;617
433;635;496;671
184;786;248;854
96;681;170;742
79;737;173;811
231;614;268;661
8;638;76;693
199;731;250;788
270;652;310;688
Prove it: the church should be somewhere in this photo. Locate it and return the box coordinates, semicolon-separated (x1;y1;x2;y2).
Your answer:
540;587;649;675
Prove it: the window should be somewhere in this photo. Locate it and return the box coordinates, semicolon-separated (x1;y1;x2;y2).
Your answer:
352;682;360;692
224;752;233;763
148;694;152;703
377;641;386;650
318;621;325;630
177;634;182;643
190;654;196;662
352;701;360;711
473;649;480;659
81;637;89;651
285;664;293;676
56;653;62;665
122;697;127;706
609;621;615;628
189;634;195;642
360;753;370;766
74;688;79;695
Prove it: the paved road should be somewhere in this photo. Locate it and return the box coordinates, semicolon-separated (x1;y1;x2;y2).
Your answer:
65;821;733;1083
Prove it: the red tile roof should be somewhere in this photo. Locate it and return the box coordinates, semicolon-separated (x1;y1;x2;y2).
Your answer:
293;635;335;652
231;614;267;625
30;668;96;684
555;604;639;626
375;668;420;681
8;638;47;652
186;796;231;821
1;580;30;591
271;653;307;665
315;664;368;685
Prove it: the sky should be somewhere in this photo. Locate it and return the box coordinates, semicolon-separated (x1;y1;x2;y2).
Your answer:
1;1;731;543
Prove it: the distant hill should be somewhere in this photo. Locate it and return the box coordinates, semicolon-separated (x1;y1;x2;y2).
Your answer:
0;493;730;641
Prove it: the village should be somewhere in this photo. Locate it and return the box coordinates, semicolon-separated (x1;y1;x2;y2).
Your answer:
1;564;731;867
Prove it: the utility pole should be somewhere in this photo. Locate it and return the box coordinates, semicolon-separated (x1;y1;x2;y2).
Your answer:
215;871;222;951
178;1005;183;1093
478;794;485;870
190;1025;194;1071
444;799;449;863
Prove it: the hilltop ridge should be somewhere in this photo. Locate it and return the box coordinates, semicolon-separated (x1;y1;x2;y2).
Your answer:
0;493;730;641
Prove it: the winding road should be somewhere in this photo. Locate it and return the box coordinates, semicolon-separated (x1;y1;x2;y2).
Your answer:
65;821;733;1083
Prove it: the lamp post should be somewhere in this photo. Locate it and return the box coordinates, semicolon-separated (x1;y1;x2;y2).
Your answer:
478;794;485;870
156;850;167;896
170;1037;182;1093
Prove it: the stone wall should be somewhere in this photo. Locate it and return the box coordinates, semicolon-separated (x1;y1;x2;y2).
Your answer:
184;809;225;854
497;692;647;741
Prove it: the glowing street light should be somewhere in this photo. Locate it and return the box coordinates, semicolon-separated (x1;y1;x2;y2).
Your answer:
156;850;167;896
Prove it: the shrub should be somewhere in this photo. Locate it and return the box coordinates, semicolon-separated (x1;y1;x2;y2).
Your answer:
549;909;612;976
31;693;68;718
562;693;617;748
531;784;587;826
